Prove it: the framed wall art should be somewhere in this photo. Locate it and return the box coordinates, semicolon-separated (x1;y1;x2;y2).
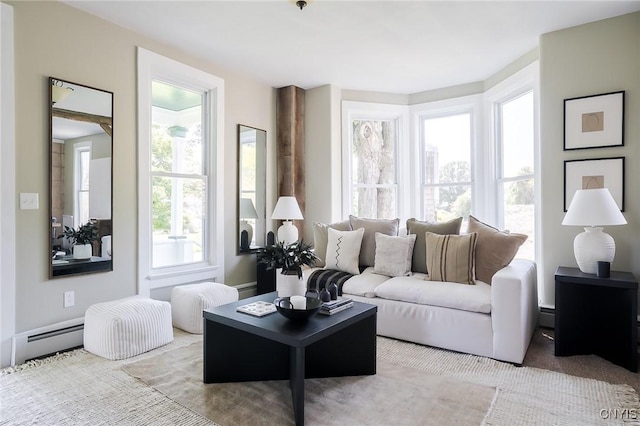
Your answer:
564;91;624;150
564;157;624;212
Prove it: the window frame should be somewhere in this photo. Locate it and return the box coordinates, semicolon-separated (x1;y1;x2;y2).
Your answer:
341;101;409;220
483;63;539;233
411;95;482;222
137;47;225;296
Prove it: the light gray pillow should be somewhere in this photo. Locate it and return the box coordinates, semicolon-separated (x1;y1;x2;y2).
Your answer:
349;215;400;267
312;220;351;267
373;233;417;277
406;217;463;274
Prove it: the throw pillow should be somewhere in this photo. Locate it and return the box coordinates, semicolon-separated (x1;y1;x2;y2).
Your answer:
325;227;365;275
312;220;352;267
349;215;400;267
467;215;528;284
406;217;463;274
373;233;417;277
425;231;478;285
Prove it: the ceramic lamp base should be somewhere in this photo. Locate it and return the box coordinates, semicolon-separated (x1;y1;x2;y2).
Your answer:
277;221;299;245
573;227;615;275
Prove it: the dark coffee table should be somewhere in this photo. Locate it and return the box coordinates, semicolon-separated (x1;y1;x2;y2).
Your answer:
203;292;377;426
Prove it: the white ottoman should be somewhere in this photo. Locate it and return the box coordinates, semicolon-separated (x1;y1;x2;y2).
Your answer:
83;297;173;360
171;282;239;333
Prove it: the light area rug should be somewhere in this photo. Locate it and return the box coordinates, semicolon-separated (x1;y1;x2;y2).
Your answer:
1;329;639;425
122;341;495;426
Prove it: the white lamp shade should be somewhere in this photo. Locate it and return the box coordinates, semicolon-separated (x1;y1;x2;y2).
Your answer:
562;188;626;226
271;196;303;220
562;188;627;274
239;198;258;219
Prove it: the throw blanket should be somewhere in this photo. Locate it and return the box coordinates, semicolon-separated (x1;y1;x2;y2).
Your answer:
307;269;353;296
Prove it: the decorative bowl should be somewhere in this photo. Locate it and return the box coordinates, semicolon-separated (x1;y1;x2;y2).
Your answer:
274;296;322;321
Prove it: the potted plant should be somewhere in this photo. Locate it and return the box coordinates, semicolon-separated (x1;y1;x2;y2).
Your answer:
61;221;99;259
257;240;319;297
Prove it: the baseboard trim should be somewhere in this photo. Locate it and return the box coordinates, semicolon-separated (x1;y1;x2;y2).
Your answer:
538;307;554;329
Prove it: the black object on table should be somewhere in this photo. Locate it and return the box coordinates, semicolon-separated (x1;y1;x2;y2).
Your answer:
554;266;638;372
203;292;377;426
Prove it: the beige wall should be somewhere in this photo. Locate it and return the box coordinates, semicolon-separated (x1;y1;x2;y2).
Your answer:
8;0;275;337
539;12;640;306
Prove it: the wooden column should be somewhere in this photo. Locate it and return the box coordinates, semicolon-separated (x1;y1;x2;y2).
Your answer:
276;86;305;241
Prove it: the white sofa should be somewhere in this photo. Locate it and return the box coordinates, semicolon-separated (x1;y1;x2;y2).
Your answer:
305;259;537;364
307;215;538;365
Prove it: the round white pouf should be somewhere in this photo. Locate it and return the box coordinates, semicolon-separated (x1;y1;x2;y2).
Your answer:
84;297;173;360
171;282;239;334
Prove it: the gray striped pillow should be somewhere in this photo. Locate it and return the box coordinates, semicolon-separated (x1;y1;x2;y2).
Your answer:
424;232;477;285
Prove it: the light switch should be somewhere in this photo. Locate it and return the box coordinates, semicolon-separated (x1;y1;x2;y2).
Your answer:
19;193;39;210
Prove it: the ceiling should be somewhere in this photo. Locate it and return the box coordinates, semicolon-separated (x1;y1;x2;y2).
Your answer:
63;0;640;95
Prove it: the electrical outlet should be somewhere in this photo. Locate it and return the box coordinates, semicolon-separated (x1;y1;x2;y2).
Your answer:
19;193;39;210
64;291;75;308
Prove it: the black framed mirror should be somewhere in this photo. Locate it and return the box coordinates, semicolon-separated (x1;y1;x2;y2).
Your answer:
49;77;113;278
237;124;266;254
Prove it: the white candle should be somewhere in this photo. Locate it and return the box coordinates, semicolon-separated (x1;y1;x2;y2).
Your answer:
290;295;307;310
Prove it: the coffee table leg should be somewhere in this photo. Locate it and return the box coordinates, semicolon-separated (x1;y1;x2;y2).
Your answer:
290;346;305;426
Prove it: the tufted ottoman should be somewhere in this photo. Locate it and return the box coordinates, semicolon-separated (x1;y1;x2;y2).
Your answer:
83;297;173;360
171;282;239;333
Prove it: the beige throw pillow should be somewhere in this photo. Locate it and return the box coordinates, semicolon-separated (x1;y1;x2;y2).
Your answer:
349;216;400;267
467;215;528;284
425;232;477;285
406;217;463;274
373;233;417;277
325;227;365;275
312;220;352;267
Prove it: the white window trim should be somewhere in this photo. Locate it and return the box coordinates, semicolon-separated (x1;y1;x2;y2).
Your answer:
410;95;483;221
137;47;225;296
341;101;410;221
483;63;538;227
73;141;91;227
0;2;16;368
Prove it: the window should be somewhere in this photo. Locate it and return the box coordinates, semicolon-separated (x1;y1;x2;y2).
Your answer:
150;81;206;268
496;90;535;259
421;113;473;222
73;142;91;227
342;102;407;220
341;64;538;266
137;48;225;294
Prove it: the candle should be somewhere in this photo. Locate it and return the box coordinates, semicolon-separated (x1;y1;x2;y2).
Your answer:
290;295;307;310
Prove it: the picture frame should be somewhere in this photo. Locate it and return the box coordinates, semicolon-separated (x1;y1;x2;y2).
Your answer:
563;91;624;150
564;157;624;212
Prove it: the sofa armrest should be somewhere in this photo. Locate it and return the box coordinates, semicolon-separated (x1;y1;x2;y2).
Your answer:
491;259;538;364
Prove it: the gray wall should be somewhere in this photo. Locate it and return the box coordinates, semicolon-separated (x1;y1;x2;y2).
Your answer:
7;1;275;345
539;12;640;306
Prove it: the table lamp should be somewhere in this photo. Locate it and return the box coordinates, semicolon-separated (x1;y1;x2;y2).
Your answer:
562;188;627;274
239;198;258;249
271;196;303;245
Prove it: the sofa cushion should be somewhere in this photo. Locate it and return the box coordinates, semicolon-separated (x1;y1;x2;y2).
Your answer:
349;215;399;267
312;220;352;267
467;215;527;284
325;227;364;275
374;275;491;314
425;232;477;285
406;217;463;274
373;232;416;277
341;267;391;298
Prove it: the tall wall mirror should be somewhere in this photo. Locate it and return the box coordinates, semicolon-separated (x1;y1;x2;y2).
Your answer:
237;124;266;254
49;77;113;278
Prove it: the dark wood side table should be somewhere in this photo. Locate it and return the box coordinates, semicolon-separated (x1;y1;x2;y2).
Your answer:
555;266;638;372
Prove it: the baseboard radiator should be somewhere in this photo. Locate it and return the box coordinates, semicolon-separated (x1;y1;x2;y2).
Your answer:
11;317;84;366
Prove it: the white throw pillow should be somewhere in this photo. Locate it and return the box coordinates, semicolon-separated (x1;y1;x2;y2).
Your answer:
325;227;364;275
373;233;416;277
